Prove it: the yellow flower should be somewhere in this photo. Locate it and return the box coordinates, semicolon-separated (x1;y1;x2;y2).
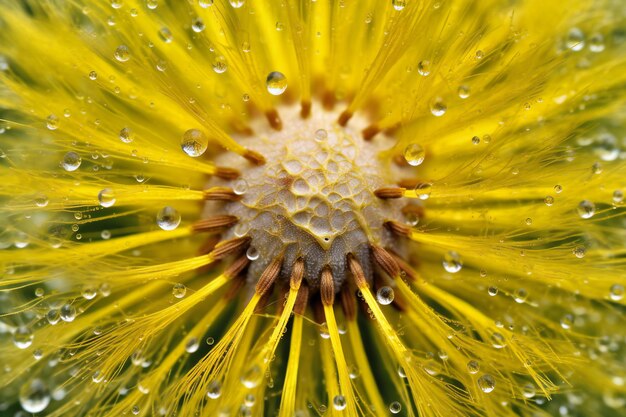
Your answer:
0;0;625;416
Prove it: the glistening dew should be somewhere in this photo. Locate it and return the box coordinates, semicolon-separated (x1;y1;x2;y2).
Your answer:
0;1;625;417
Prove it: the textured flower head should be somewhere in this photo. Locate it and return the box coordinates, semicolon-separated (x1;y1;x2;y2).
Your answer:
0;1;625;417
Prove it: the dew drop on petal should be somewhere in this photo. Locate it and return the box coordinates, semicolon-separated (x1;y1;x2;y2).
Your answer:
156;206;181;231
191;17;205;32
417;60;430;76
609;284;624;301
60;304;76;322
442;251;462;273
119;127;134;143
490;332;506;349
403;144;425;166
458;85;471;99
389;401;402;414
62;151;82;171
544;196;554;206
315;129;328;142
46;114;59;130
477;374;496;393
114;45;130;62
332;395;347;411
19;379;50;413
266;71;288;95
588;33;605;52
88;70;97;80
376;286;395;305
13;326;34;349
212;56;227;73
392;0;406;11
172;283;187;299
566;27;585;51
229;0;244;8
430;98;447;116
415;182;432;200
241;364;262;388
98;188;116;207
522;383;536;399
181;129;208;157
572;246;586;259
560;314;574;330
185;337;199;353
199;0;213;7
577;200;596;219
613;190;623;204
246;246;260;261
233;179;248;195
34;193;49;207
158;27;173;43
467;360;480;374
206;380;221;399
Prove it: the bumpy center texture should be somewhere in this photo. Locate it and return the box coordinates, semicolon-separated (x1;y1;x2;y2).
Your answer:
215;106;406;290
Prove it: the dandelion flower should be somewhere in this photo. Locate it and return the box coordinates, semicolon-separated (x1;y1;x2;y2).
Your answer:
0;1;625;416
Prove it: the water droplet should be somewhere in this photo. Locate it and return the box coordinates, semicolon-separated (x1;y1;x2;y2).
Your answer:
62;151;82;171
47;309;60;325
114;45;130;62
522;383;536;399
185;337;199;353
389;401;402;414
588;33;605;52
514;288;528;303
560;314;574;330
146;0;158;9
554;184;563;194
233;179;248;195
442;251;462;273
111;0;123;8
403;144;425;166
229;0;244;8
119;127;134;143
487;286;498;296
315;129;328;142
376;286;395;305
156;206;181;231
13;326;34;349
88;70;98;80
577;200;596;219
46;114;59;130
609;284;624;301
34;193;49;207
572;246;586;259
566;28;585;51
132;405;140;415
98;188;116;207
430;98;447;116
241;364;262;388
466;360;480;374
471;136;480;145
477;374;495;393
266;71;288;95
191;17;205;32
206;380;221;399
417;60;430;76
19;379;50;413
414;182;432;200
212;56;227;73
332;395;346;410
199;0;213;7
246;246;259;261
458;85;471;99
475;50;484;60
60;304;76;322
392;0;406;11
181;129;208;157
158;27;173;43
206;336;215;345
82;285;97;300
490;332;506;349
612;190;623;204
101;230;111;239
172;283;187;299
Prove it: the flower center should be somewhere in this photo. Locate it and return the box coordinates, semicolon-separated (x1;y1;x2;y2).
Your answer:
209;105;409;292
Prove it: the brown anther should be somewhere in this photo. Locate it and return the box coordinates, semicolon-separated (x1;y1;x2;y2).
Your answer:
384;220;411;237
397;179;424;189
322;91;336;110
192;215;239;233
265;109;283;131
214;166;241;180
392;154;408;167
347;254;368;289
224;255;251;280
371;245;401;278
212;237;251;260
338;110;352;127
255;256;283;296
320;267;335;306
340;288;357;321
390;253;419;281
294;284;309;315
374;187;405;199
290;259;305;290
243;149;266;165
224;275;246;300
362;125;380;141
300;101;312;118
203;187;241;201
402;204;425;219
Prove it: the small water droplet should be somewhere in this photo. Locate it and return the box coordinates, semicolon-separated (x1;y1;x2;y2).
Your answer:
13;327;34;349
206;380;221;399
181;129;208;157
241;364;262;388
392;0;406;11
185;337;199;353
487;286;498;296
554;184;563;194
229;0;244;8
172;283;187;299
588;33;605;52
46;114;59;130
266;71;288;95
199;0;213;7
430;98;447;116
62;151;82;171
612;189;623;204
467;360;480;374
19;379;50;413
88;70;97;80
458;85;471;99
212;56;227;73
315;129;328;142
376;286;395;305
471;136;480;145
566;28;585;51
414;182;432;200
514;288;528;303
119;127;134;143
191;17;205;32
560;314;574;330
490;332;506;349
442;251;462;273
332;395;346;410
389;401;402;414
158;27;173;43
98;188;116;207
577;200;596;219
233;179;248;195
403;143;425;166
114;45;130;62
34;193;49;207
477;374;495;393
544;195;554;206
572;246;586;259
522;383;536;399
60;304;76;322
154;207;180;232
609;284;624;301
417;60;430;76
246;246;259;261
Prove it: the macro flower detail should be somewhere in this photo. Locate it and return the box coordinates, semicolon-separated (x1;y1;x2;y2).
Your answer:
0;1;625;417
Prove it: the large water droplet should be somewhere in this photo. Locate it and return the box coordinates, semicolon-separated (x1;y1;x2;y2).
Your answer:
114;45;130;62
376;286;395;305
577;200;595;219
156;206;181;231
13;326;34;349
466;360;480;374
442;251;462;273
62;151;82;171
609;284;624;301
566;28;585;52
403;144;425;166
98;188;116;207
172;283;187;299
430;98;447;116
389;401;402;414
332;395;347;410
206;380;222;399
60;304;76;322
181;129;208;157
477;374;495;393
266;71;288;95
20;379;50;413
191;17;205;32
392;0;406;11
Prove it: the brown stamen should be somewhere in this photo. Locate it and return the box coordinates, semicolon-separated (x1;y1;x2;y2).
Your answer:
255;256;283;296
390;253;419;281
300;101;312;118
384;220;411;237
362;125;380;141
294;284;309;315
290;259;305;290
192;215;239;233
338;110;352;127
214;166;241;180
374;187;405;199
203;187;241;202
265;109;283;131
320;267;335;306
340;288;357;321
243;149;266;165
212;237;251;260
371;245;401;278
347;254;368;289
